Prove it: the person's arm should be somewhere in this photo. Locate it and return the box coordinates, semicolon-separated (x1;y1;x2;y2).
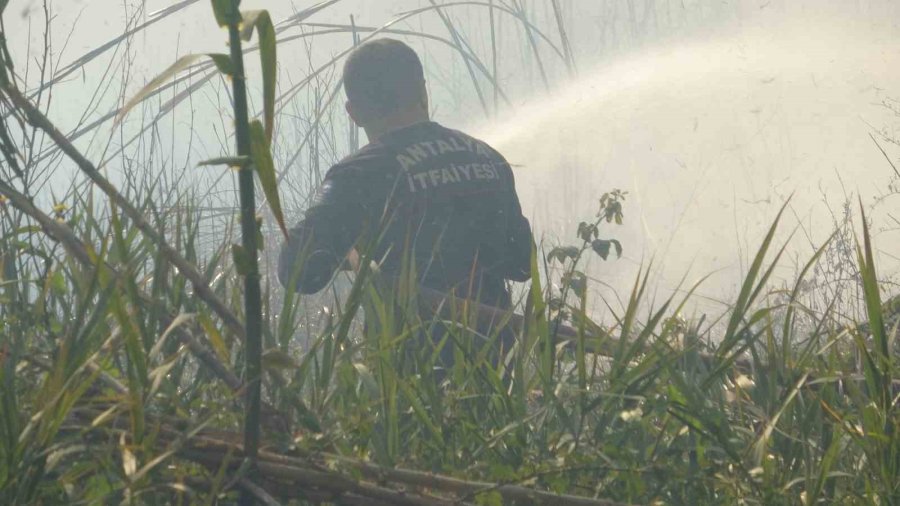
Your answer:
502;192;534;282
495;155;534;282
278;165;368;294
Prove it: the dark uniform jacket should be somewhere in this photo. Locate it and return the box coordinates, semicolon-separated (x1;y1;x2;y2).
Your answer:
277;121;533;308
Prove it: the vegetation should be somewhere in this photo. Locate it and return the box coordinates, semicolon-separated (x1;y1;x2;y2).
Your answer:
1;1;899;505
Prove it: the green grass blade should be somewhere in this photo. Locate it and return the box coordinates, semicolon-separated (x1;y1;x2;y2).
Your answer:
249;120;287;237
114;53;233;124
719;201;789;360
240;10;277;143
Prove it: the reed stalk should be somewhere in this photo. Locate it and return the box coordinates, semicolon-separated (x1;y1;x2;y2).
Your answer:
551;0;576;76
221;2;264;502
489;0;499;114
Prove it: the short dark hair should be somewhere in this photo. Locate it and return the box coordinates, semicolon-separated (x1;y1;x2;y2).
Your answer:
343;39;425;121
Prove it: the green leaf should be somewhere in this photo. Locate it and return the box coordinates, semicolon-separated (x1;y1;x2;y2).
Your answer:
857;200;886;360
577;221;597;242
591;239;611;260
590;238;622;260
50;269;66;295
231;243;253;276
115;53;233;124
718;200;788;361
148;357;179;398
207;53;235;75
561;270;587;296
751;372;809;465
150;313;195;361
249;120;288;237
488;463;517;481
475;491;503;506
548;246;579;264
807;429;843;504
199;313;230;362
395;376;443;443
211;0;239;27
197;155;251;168
240;10;277;143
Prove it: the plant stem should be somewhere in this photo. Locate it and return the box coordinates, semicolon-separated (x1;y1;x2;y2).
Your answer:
489;0;499;115
225;6;263;502
551;0;576;77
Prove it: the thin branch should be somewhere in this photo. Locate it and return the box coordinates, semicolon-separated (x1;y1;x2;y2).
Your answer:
869;132;900;180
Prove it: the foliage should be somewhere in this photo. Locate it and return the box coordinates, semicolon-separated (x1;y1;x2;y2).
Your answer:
2;155;899;503
1;1;899;505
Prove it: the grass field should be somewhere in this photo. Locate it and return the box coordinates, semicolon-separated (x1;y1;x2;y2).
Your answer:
1;1;899;504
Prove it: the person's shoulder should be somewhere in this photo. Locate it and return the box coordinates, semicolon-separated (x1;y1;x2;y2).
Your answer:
437;123;506;161
334;141;391;169
326;141;392;179
436;123;484;145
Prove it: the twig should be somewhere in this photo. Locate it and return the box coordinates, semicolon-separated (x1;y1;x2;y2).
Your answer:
76;402;631;506
307;454;632;506
176;431;630;506
185;448;469;506
869;132;900;180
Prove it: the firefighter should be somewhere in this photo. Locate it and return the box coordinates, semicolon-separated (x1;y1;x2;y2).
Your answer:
279;39;533;369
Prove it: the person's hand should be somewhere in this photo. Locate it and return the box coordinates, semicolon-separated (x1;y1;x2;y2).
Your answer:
340;247;361;272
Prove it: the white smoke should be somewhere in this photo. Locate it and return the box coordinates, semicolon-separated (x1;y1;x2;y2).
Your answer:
479;13;900;313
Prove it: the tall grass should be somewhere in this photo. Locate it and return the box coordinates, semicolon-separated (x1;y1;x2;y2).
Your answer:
2;132;898;503
2;1;899;505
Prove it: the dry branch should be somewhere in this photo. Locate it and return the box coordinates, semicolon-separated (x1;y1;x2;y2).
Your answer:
178;431;631;506
308;455;627;506
66;406;630;506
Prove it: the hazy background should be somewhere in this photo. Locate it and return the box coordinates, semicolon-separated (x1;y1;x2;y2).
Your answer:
6;0;900;317
480;8;900;314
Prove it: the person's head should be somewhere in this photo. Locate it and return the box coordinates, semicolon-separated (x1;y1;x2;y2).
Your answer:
343;39;429;138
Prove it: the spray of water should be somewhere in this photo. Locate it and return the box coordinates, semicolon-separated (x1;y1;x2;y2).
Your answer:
478;15;900;312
